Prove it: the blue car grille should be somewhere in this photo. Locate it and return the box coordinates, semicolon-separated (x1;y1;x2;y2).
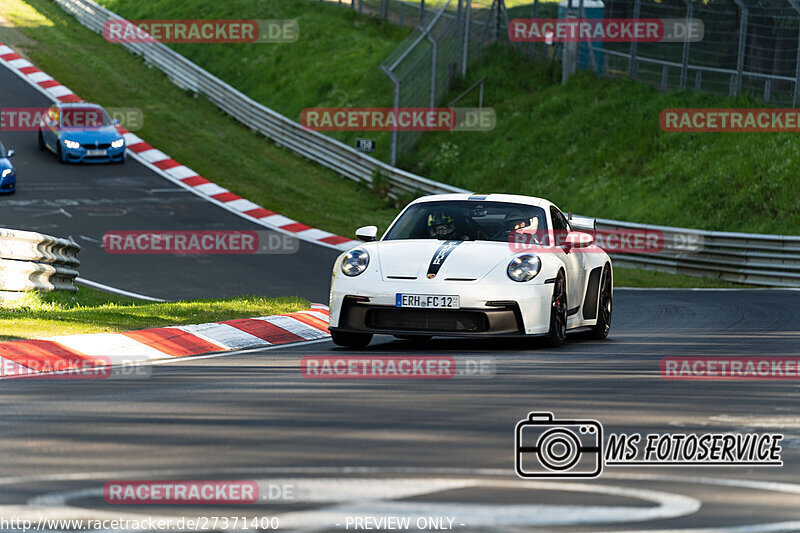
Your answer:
81;143;111;149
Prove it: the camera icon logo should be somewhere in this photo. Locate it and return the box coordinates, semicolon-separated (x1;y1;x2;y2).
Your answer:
515;412;603;479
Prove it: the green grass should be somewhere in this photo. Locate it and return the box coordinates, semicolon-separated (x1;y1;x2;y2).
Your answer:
612;267;752;289
0;0;404;239
83;0;800;236
0;0;777;288
0;286;307;341
407;46;800;235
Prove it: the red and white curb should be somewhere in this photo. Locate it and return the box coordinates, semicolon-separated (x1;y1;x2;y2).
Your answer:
0;42;359;252
0;304;330;378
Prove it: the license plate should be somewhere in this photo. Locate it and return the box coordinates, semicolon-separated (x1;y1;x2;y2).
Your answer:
396;294;460;309
86;149;106;156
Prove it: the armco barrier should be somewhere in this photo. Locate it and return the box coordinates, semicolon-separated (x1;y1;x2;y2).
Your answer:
50;0;800;287
53;0;465;200
0;228;80;294
597;219;800;288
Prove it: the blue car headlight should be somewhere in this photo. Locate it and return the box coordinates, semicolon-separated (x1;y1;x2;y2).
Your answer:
63;139;81;150
507;254;541;282
1;169;13;179
111;138;125;149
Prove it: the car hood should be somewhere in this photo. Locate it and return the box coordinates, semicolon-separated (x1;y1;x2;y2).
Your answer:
0;158;13;172
375;239;514;281
59;126;122;143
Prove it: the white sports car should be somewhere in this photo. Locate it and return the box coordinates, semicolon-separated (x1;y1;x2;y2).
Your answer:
328;193;612;348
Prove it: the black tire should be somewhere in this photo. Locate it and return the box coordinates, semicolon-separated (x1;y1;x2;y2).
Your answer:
57;143;66;164
330;330;372;348
38;131;45;151
589;265;612;340
545;272;567;347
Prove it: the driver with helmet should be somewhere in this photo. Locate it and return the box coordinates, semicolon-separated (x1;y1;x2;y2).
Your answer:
427;210;470;241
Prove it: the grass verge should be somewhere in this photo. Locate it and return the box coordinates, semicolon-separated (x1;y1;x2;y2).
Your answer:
0;287;307;341
0;0;767;288
0;0;404;238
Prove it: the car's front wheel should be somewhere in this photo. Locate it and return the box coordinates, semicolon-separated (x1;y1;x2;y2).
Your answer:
589;265;612;340
57;143;66;164
330;330;372;349
38;131;45;151
545;273;567;347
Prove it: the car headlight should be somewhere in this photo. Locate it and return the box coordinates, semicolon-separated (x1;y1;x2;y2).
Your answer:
63;139;81;149
1;169;12;178
111;138;125;149
507;254;541;282
341;248;369;277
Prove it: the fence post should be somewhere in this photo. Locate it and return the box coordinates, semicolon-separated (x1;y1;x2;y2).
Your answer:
529;0;538;57
461;0;471;76
420;0;426;26
382;66;401;166
427;33;438;108
787;0;800;105
680;0;693;89
732;0;748;95
629;0;641;79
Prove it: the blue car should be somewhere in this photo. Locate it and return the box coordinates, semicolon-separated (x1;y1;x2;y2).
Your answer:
38;103;126;164
0;141;16;194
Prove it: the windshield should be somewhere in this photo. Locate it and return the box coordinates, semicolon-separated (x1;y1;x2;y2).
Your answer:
384;200;549;244
60;107;114;129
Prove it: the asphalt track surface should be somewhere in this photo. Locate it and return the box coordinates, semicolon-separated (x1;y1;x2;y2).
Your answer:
0;64;339;302
2;49;800;533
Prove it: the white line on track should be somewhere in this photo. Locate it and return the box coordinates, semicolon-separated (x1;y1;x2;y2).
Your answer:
75;277;166;302
4;467;800;531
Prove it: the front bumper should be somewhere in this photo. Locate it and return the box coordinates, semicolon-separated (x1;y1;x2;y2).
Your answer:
0;174;16;193
63;144;125;163
330;279;553;337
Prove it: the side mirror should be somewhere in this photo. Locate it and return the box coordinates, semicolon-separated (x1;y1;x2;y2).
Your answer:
113;119;120;126
563;231;594;253
355;225;378;242
6;150;14;158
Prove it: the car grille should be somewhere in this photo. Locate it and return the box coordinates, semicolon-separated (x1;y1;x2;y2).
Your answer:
81;143;111;149
365;308;490;332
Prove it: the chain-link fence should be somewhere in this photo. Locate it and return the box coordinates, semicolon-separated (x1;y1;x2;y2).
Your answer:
597;0;800;104
324;0;511;164
330;0;800;161
376;0;510;164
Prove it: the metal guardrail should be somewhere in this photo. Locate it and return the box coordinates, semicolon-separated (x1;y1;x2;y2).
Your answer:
0;228;81;295
597;219;800;288
51;0;800;287
54;0;465;200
